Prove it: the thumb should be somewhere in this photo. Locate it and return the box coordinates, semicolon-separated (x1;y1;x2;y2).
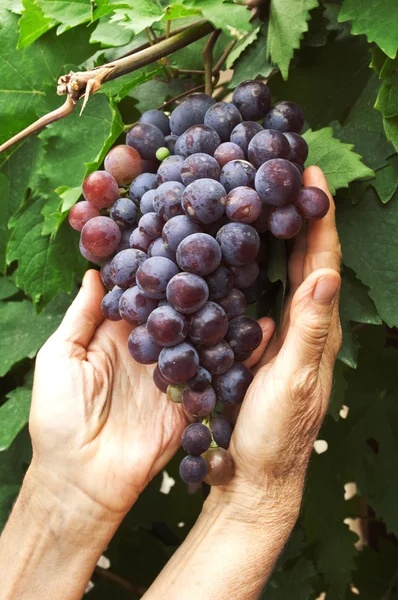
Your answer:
278;268;340;375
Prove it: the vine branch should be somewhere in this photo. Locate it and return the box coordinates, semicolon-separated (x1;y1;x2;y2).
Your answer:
0;21;214;155
202;30;221;96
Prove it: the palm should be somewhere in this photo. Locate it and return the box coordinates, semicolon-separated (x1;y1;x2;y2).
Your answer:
31;284;188;515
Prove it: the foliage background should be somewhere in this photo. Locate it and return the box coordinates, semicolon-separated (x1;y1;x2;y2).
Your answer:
0;0;398;597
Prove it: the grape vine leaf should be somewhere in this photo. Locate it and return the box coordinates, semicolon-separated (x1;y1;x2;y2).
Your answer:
0;277;18;301
329;360;348;420
110;0;163;35
315;522;358;597
0;429;31;531
337;187;398;327
0;11;96;149
374;58;398;119
338;0;398;59
187;0;252;39
0;387;31;451
226;26;260;69
17;0;56;49
0;0;23;12
334;74;395;172
338;269;381;369
373;156;398;203
0;292;72;376
104;65;163;103
231;26;273;87
0;137;41;273
7;197;85;306
267;0;318;80
90;16;133;47
303;128;374;195
352;540;398;600
36;0;127;35
262;558;316;599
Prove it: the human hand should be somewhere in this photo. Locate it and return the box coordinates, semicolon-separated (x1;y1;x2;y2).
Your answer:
211;165;342;515
30;273;188;520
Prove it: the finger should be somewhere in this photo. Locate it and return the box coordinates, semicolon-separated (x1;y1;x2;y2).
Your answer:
54;270;105;350
244;317;275;368
277;268;341;376
302;166;341;275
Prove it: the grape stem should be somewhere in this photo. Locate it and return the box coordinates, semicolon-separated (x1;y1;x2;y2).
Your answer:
202;30;221;96
0;21;214;155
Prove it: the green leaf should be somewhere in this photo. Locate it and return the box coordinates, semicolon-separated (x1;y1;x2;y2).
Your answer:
268;35;371;130
163;4;201;20
374;58;398;119
0;292;72;377
262;558;316;599
0;387;31;451
267;0;318;80
0;0;23;12
188;0;252;39
104;65;163;103
0;137;41;272
230;25;273;87
339;269;381;368
338;0;398;60
36;0;126;35
90;16;133;47
0;11;96;149
382;114;398;153
303;127;374;195
0;277;19;301
337;187;398;327
111;0;163;35
7;197;85;306
0;429;31;531
316;522;358;596
329;360;348;420
334;74;395;171
373;155;398;203
17;0;56;48
353;540;398;600
225;26;260;69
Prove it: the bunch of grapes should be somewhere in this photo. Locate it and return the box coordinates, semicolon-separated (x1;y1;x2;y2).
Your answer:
69;79;329;488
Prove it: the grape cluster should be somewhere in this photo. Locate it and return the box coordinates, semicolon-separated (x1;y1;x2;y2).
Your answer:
69;80;330;488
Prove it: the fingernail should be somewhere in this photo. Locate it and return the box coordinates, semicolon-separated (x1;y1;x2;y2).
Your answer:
313;275;340;305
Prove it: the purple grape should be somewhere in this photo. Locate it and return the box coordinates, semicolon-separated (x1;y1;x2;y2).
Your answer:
189;301;228;346
218;288;247;320
100;260;114;290
229;262;259;289
216;222;260;266
170;93;216;136
179;455;208;484
82;170;119;209
209;414;233;449
158;342;199;384
101;287;123;321
110;248;147;288
176;233;221;276
263;101;304;133
268;204;303;239
232;80;271;121
130;227;152;252
153;181;185;221
175;125;221;158
182;179;226;225
126;123;165;160
186;366;212;392
205;265;233;300
167;272;209;314
225;316;263;354
220;160;256;193
119;286;158;324
68;201;100;232
295;186;330;220
141;158;160;174
162;215;202;252
139;109;170;136
138;212;162;240
140;189;157;214
81;216;121;257
117;227;135;252
198;340;234;375
248;129;290;169
284;132;308;165
147;305;187;346
214;142;245;167
233;349;252;362
157;155;184;184
255;159;302;207
213;362;254;405
153;365;169;393
130;173;158;202
182;423;212;456
110;198;138;230
204;102;242;142
181;153;220;186
252;207;270;233
79;239;108;264
230;121;263;155
148;237;176;261
182;386;217;417
164;134;178;154
136;256;179;299
225;187;262;223
128;325;162;364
